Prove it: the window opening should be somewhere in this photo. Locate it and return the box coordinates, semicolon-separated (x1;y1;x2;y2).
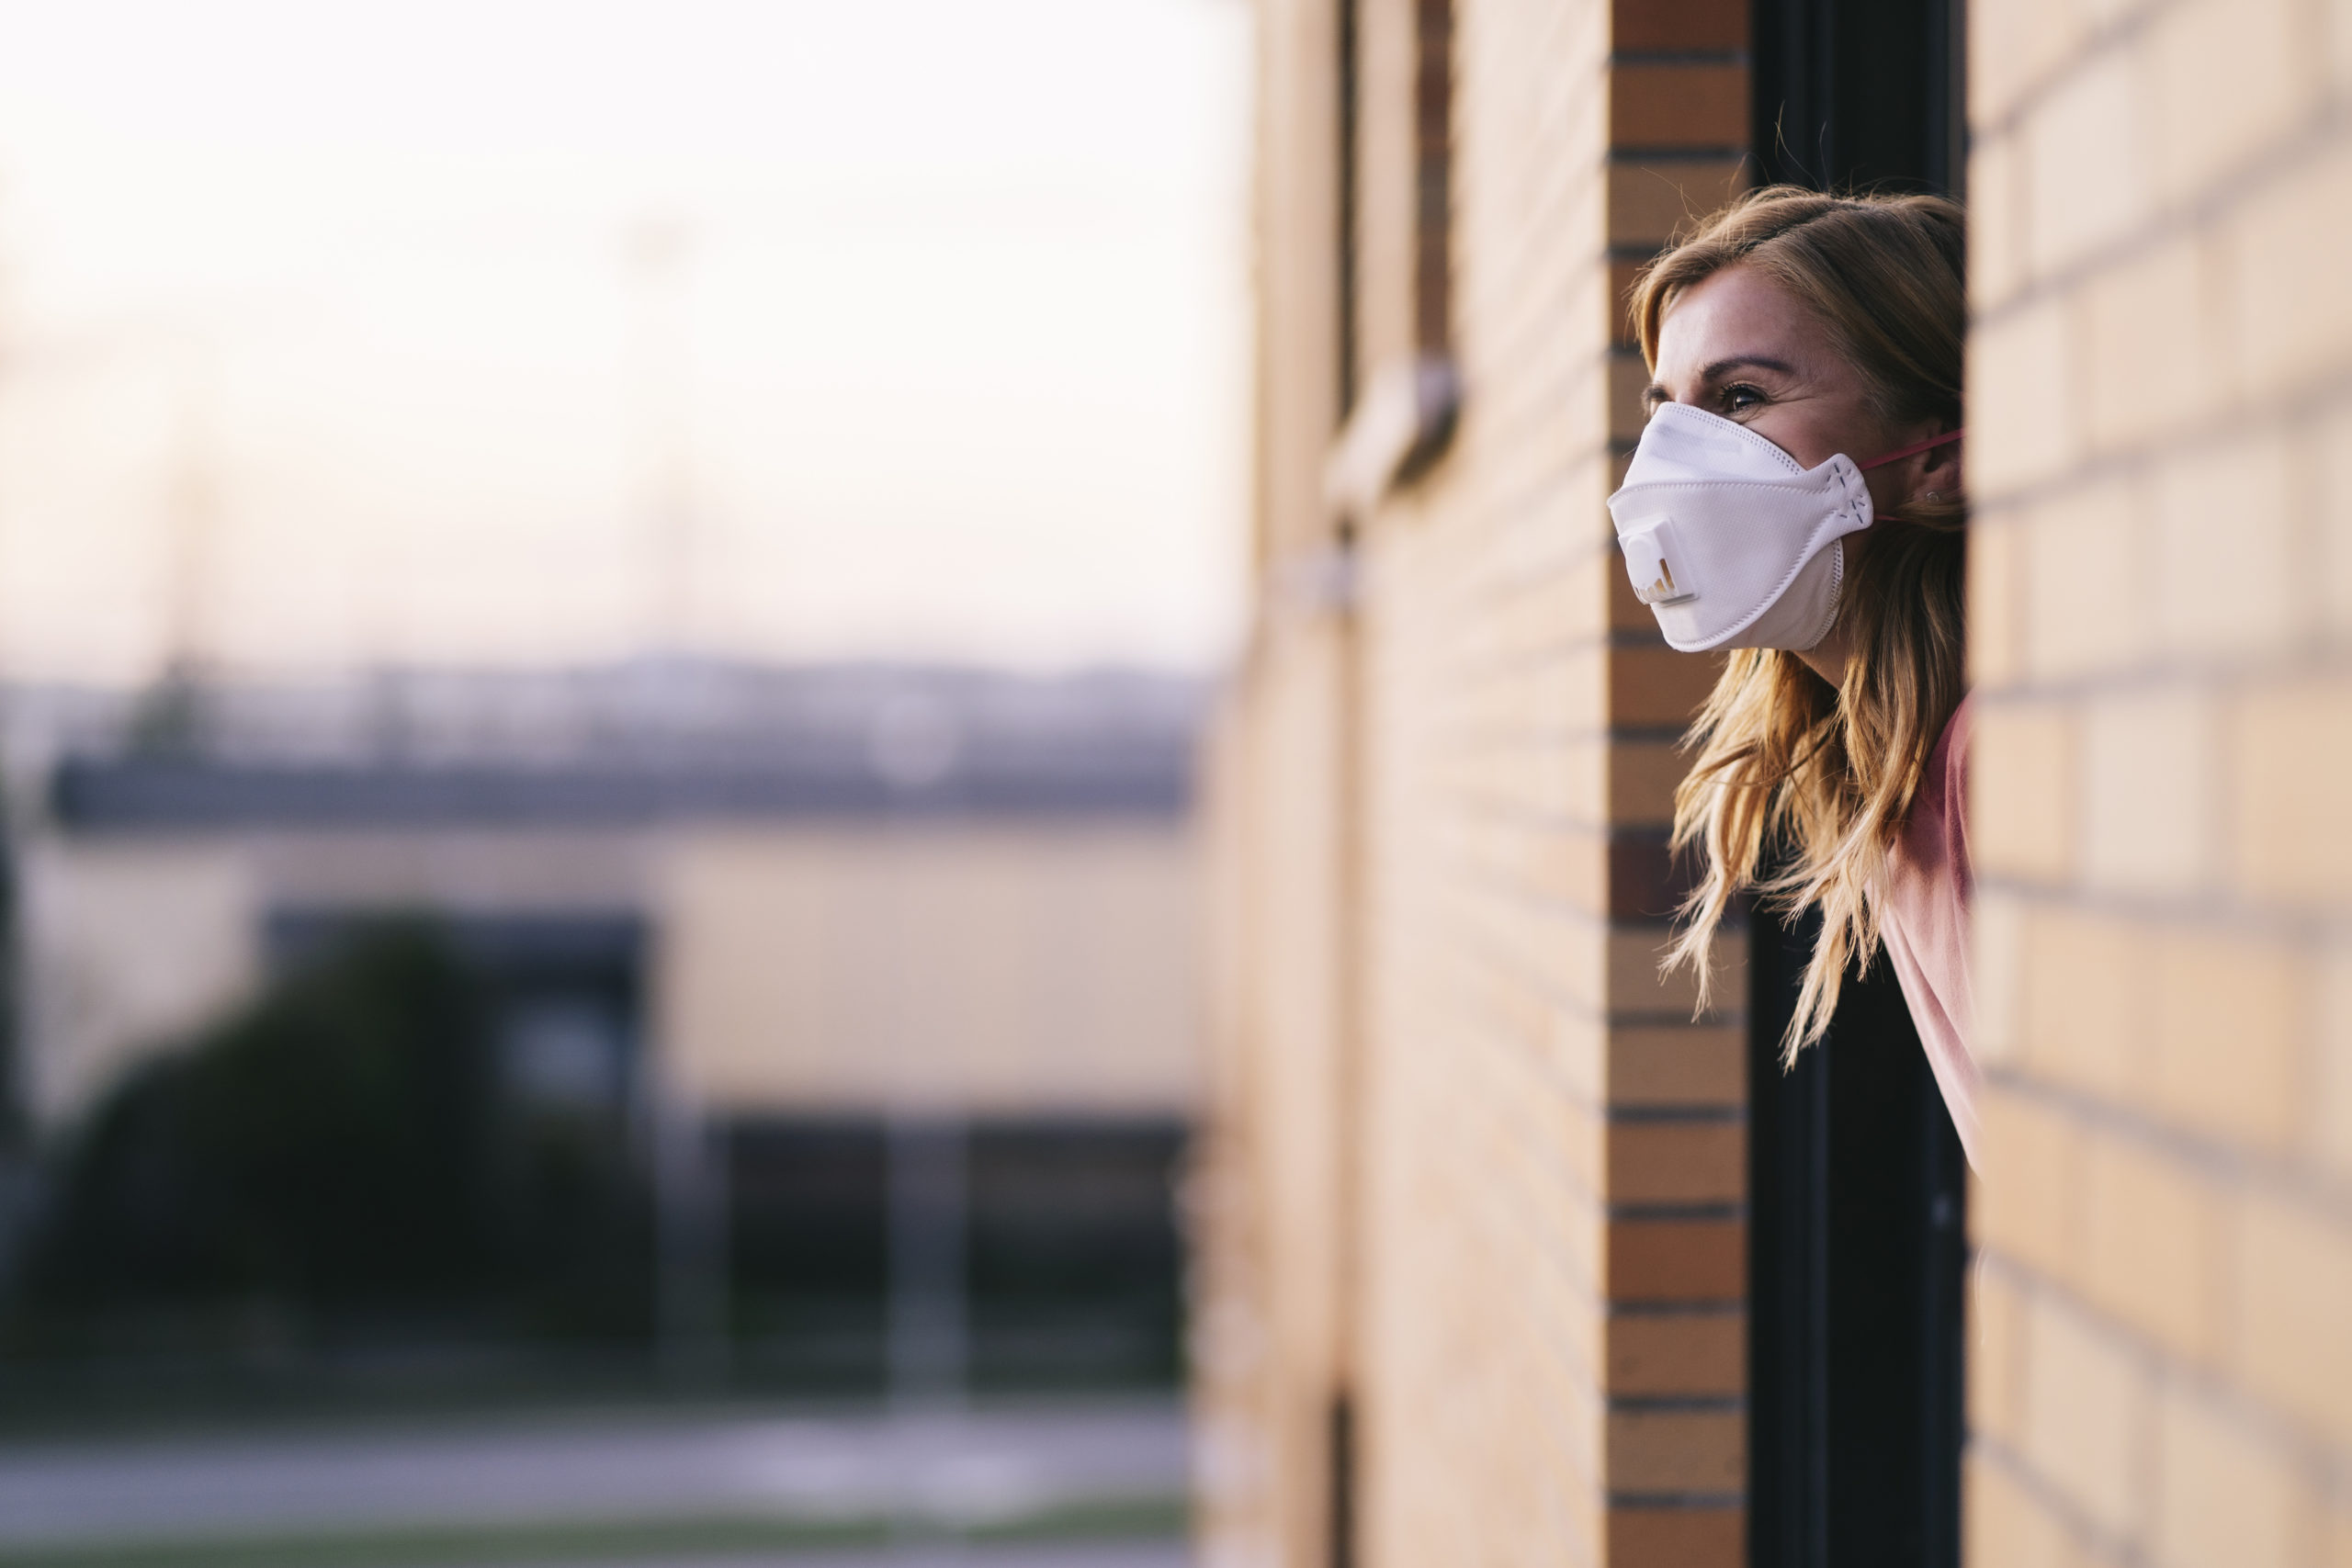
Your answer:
1336;0;1362;421
1744;2;1969;1565
1413;0;1452;356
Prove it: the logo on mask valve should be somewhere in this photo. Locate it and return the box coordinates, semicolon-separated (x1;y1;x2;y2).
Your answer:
1637;558;1679;604
1620;519;1695;606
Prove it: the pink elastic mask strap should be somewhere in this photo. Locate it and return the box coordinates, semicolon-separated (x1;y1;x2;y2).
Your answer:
1859;427;1964;471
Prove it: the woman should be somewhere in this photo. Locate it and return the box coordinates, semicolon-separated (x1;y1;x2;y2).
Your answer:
1608;186;1977;1167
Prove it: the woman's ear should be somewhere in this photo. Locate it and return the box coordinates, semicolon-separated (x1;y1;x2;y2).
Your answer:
1911;431;1962;502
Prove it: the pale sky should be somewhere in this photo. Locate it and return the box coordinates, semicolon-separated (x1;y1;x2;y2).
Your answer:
0;0;1252;682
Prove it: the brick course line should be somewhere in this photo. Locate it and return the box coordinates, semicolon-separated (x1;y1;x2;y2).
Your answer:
1979;1069;2352;1222
1968;1432;2155;1568
1605;51;1748;67
1970;876;2345;942
1973;105;2352;340
1963;357;2352;515
1964;652;2352;713
1970;0;2191;141
1609;1301;1747;1319
1605;1201;1747;1222
1972;1263;2352;1515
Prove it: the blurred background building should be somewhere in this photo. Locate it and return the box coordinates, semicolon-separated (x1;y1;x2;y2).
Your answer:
6;661;1202;1388
0;3;1249;1563
1201;2;2352;1568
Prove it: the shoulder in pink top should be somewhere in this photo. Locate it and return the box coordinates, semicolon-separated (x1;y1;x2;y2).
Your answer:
1878;695;1981;1170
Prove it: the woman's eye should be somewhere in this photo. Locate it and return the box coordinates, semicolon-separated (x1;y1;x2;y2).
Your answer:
1723;383;1765;413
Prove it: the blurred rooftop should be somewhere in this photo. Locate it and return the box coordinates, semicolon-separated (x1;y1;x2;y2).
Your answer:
17;661;1209;829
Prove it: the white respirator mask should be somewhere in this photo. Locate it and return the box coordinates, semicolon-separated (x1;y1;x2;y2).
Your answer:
1606;401;1962;653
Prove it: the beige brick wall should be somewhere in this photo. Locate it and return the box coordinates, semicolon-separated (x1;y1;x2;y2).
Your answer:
1194;618;1356;1568
1967;0;2352;1560
1196;1;1751;1563
1187;0;1352;1558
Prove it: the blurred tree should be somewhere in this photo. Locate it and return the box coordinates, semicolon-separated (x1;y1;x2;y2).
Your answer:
19;919;499;1319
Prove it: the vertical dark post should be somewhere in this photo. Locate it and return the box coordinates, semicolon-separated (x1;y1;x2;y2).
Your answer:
0;818;25;1296
1335;0;1361;420
880;1113;967;1555
1745;2;1969;1565
1412;0;1452;357
1328;1393;1356;1568
887;1114;969;1408
655;1091;731;1380
1328;6;1366;1563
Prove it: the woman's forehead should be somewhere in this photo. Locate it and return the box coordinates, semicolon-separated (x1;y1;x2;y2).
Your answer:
1655;265;1815;378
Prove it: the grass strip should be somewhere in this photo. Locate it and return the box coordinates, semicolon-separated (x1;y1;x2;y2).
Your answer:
0;1495;1188;1568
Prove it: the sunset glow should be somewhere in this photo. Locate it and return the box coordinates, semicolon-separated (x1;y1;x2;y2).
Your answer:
0;0;1251;679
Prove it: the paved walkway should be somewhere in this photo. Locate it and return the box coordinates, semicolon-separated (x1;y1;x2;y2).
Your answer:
526;1550;1187;1568
0;1398;1189;1564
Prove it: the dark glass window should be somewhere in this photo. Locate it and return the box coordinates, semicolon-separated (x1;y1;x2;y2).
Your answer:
1746;3;1969;1565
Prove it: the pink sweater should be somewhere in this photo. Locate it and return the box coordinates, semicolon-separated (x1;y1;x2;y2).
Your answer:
1878;695;1982;1170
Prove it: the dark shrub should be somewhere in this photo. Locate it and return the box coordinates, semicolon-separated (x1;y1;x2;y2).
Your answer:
22;919;497;1316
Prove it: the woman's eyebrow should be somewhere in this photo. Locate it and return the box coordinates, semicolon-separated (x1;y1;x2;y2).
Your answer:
1699;354;1798;381
1645;354;1803;403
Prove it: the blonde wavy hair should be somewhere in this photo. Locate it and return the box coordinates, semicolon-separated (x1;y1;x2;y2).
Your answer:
1634;186;1968;1061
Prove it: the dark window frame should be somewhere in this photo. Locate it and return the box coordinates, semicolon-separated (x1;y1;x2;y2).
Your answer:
1745;2;1969;1565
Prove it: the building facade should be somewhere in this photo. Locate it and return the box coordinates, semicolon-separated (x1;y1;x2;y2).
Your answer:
1200;0;2352;1564
1198;1;1749;1562
7;663;1205;1383
16;662;1204;1131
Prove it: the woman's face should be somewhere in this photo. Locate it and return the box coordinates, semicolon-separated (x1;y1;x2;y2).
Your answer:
1645;262;1954;679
